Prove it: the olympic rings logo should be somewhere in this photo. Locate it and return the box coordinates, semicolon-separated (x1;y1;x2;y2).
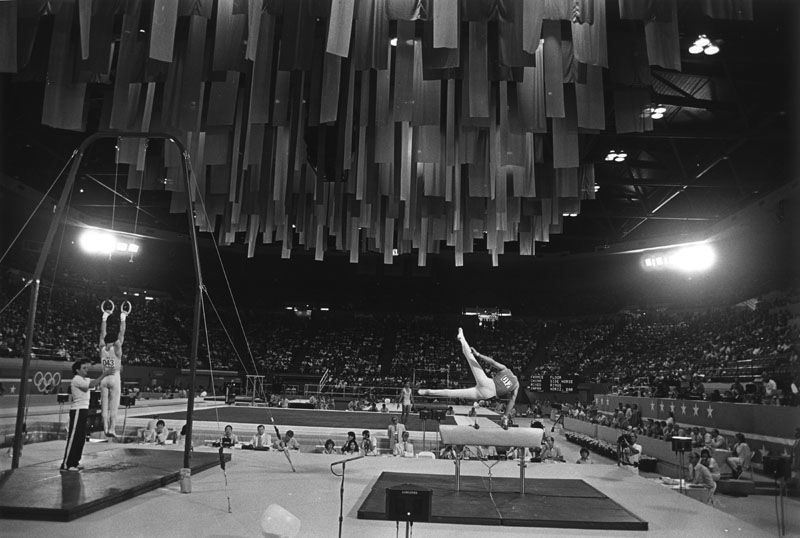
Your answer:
33;371;61;393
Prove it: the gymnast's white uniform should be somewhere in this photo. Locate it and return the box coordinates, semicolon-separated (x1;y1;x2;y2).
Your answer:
100;342;122;437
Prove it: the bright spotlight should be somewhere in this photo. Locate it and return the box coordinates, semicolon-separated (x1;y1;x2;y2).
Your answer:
390;37;398;47
672;244;716;272
703;44;719;56
694;35;710;48
79;229;140;256
79;230;115;254
688;44;704;55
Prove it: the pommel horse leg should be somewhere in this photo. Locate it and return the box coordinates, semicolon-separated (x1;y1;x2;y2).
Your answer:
454;456;461;492
518;447;526;494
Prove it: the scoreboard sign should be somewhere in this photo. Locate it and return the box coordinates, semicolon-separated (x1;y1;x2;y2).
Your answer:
527;374;576;393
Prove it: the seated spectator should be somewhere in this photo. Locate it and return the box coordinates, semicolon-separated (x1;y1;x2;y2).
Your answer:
688;451;716;504
730;379;745;401
726;433;752;478
477;445;498;459
706;429;728;450
380;403;389;413
541;436;565;462
276;430;300;451
152;420;170;445
440;444;462;459
322;439;337;454
691;427;704;448
617;430;639;465
361;430;377;455
700;448;721;481
342;431;359;454
763;371;778;404
249;424;271;449
576;447;592;464
393;431;414;457
141;415;159;442
221;425;238;447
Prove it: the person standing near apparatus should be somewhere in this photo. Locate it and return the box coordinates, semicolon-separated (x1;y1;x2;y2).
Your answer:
61;359;106;471
98;300;130;438
398;381;413;424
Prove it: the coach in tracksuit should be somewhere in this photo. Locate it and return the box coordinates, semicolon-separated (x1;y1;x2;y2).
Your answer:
61;359;105;472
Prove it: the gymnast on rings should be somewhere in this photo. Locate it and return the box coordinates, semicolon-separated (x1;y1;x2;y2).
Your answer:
418;328;520;419
98;299;130;438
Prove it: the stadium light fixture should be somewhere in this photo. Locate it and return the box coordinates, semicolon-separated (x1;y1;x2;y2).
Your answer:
640;242;716;273
689;34;720;56
671;244;716;272
78;229;141;256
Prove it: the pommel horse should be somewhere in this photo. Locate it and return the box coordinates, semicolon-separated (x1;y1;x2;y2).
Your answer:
439;425;544;494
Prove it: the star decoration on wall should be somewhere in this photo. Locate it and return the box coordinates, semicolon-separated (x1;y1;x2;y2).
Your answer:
692;404;700;416
706;406;714;418
669;403;675;413
650;402;656;412
680;403;687;415
9;386;16;394
758;445;769;459
659;402;665;412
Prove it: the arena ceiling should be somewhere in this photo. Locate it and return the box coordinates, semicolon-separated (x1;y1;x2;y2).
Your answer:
0;0;798;278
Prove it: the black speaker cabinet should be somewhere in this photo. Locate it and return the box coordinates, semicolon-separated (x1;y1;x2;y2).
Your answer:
385;484;432;522
763;456;792;480
418;409;430;420
671;436;692;452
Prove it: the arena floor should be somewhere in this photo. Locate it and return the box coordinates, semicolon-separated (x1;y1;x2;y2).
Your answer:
1;402;798;537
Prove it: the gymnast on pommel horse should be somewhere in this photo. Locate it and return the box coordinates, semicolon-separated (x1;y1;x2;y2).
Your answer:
418;328;520;419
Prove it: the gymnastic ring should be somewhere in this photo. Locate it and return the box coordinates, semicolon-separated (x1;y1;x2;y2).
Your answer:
121;300;132;315
101;299;115;314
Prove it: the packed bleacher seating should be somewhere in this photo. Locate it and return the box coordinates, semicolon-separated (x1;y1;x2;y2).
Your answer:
1;267;798;404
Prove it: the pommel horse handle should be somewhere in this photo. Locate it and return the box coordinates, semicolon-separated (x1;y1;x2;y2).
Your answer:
439;425;545;494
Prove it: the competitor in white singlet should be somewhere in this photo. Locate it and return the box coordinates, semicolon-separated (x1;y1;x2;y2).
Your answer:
99;304;127;438
418;328;520;419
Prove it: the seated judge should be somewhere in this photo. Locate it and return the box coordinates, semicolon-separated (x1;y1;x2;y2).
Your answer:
249;424;271;449
393;431;414;458
221;425;239;447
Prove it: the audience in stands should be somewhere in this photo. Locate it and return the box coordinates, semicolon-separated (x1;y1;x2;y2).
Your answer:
361;430;377;455
322;439;337;454
1;270;797;406
342;431;359;454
